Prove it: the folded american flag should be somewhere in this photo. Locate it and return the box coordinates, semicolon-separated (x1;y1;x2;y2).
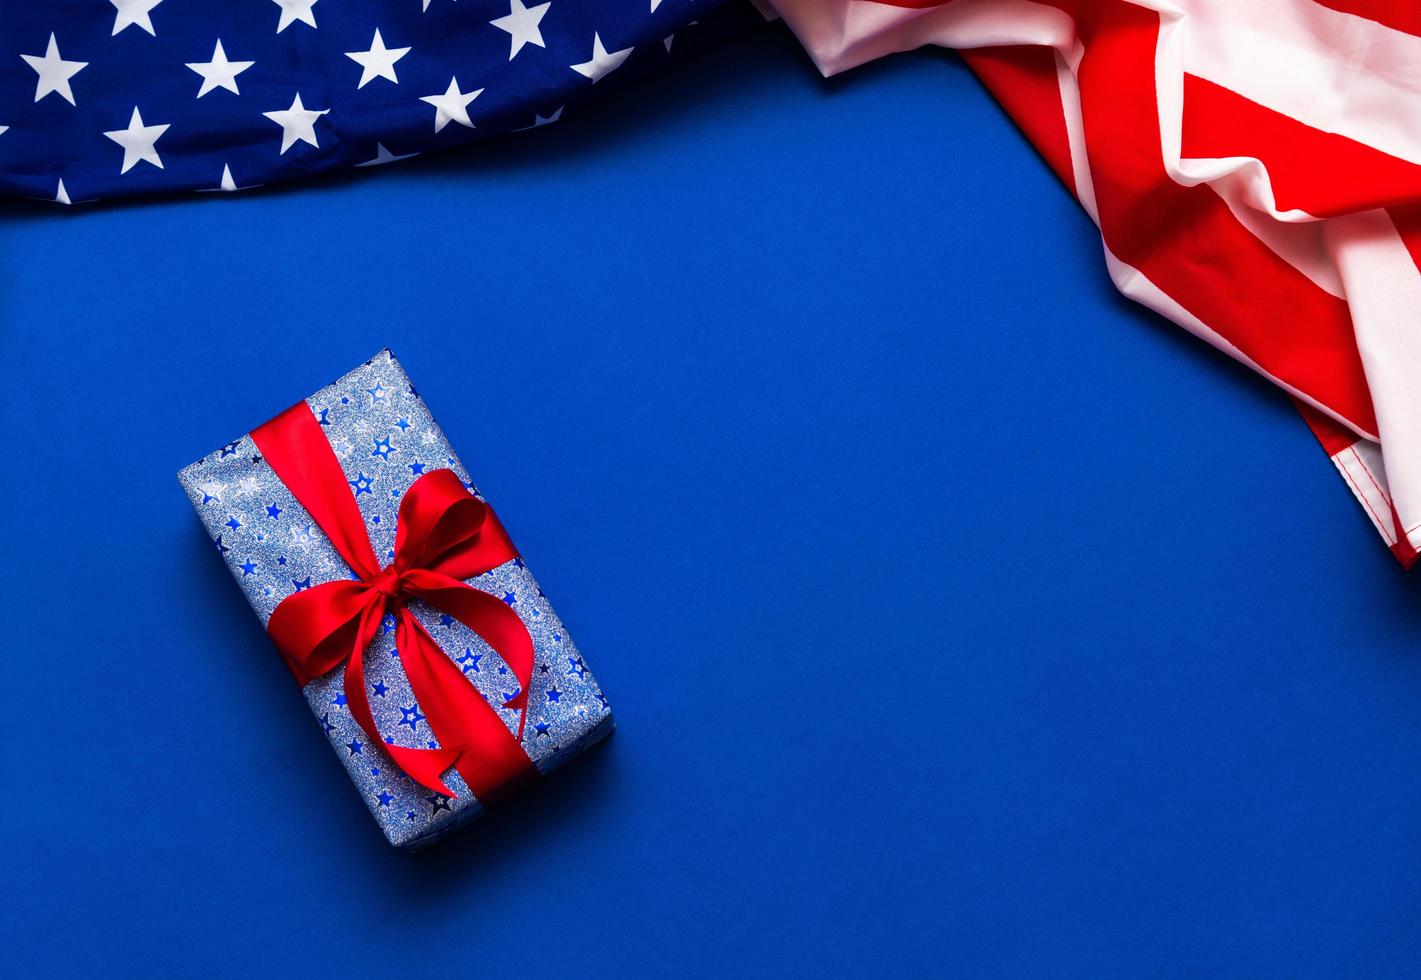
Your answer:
767;0;1421;567
11;0;1421;570
0;0;739;202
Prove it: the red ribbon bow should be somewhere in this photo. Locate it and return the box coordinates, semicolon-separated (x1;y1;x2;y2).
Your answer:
252;402;537;801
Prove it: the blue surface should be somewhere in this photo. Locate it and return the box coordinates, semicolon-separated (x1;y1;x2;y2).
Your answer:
5;23;1421;978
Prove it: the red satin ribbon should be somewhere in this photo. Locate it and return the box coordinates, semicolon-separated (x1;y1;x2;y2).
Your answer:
252;402;537;801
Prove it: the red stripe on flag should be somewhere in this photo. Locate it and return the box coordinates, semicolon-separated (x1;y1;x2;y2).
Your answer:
1181;74;1421;218
961;45;1076;191
1312;0;1421;37
1052;0;1377;437
1293;399;1418;567
1295;399;1363;457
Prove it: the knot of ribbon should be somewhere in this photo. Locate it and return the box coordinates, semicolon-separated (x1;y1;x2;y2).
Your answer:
252;402;537;802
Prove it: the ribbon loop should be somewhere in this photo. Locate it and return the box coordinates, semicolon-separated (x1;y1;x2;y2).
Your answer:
253;402;537;801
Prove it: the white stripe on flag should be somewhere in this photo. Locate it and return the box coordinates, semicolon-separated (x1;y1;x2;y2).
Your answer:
1176;0;1421;167
1332;439;1398;547
1326;208;1421;552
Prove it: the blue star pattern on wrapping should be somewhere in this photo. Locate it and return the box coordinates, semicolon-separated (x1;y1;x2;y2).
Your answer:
349;472;373;496
178;350;614;849
0;2;743;205
399;703;425;732
266;503;282;519
372;436;393;460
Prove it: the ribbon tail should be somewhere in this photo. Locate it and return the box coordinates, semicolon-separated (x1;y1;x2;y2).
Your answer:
397;614;537;806
449;585;532;739
345;606;461;798
404;570;537;738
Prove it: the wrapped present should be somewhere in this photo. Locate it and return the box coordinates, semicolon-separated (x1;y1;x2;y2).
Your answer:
178;350;613;849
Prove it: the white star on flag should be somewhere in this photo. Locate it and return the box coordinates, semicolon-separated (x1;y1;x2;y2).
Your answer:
110;0;164;37
273;0;318;33
21;34;88;106
420;77;482;133
103;107;170;173
490;0;551;61
569;33;633;83
263;93;328;153
345;29;410;89
186;40;254;98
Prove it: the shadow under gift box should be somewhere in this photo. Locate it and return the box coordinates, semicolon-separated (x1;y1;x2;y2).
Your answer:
177;349;614;849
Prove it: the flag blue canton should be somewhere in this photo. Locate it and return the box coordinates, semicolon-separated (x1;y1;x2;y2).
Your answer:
0;0;733;204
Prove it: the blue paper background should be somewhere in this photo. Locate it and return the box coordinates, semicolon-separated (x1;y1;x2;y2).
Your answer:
5;24;1421;977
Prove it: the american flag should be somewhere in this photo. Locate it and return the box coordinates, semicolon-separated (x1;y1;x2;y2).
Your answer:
0;0;741;202
769;0;1421;567
9;0;1421;567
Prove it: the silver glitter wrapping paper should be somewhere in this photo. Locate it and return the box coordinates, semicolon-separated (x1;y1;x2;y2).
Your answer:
178;350;613;849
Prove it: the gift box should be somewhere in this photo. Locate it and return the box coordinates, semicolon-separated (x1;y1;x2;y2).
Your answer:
178;350;613;849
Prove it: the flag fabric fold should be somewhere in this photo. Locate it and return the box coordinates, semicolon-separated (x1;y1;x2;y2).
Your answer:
767;0;1421;565
10;0;1421;566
